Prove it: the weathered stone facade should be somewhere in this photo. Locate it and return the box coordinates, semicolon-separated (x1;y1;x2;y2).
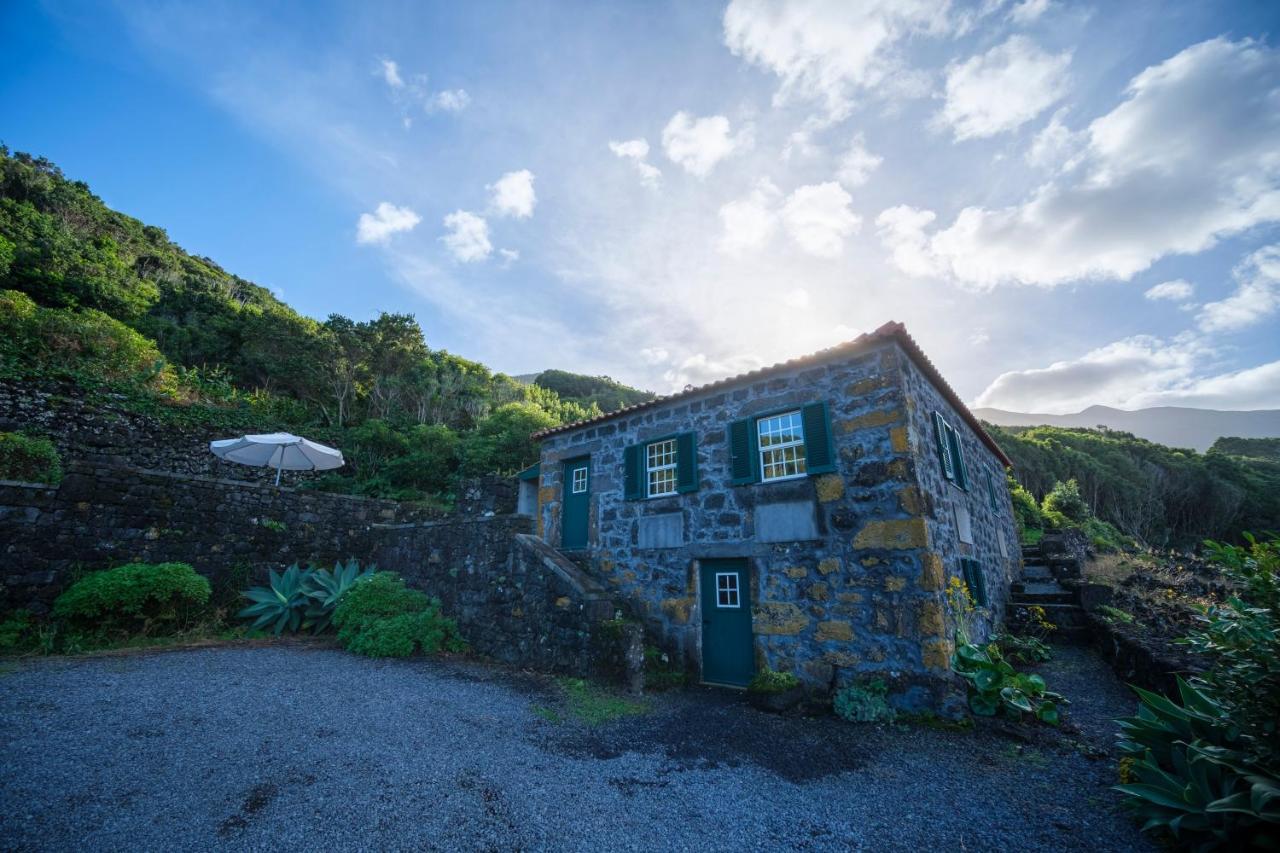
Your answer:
535;330;1020;709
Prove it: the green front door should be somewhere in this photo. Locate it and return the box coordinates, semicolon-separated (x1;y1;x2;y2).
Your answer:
700;558;754;686
561;457;590;549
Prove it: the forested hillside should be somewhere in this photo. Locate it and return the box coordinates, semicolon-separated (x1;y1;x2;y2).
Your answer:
990;423;1279;546
0;147;650;500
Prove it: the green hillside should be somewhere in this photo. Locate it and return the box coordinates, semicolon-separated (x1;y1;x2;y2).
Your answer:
0;146;648;499
989;423;1279;546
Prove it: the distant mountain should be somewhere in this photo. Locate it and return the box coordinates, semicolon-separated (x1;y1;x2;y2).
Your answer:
973;405;1280;453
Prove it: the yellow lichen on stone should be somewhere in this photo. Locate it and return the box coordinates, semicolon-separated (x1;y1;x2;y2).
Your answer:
817;558;840;576
512;606;523;618
824;650;861;667
886;458;911;480
752;602;811;635
661;597;694;624
918;599;945;636
883;575;907;593
846;377;888;396
814;473;845;502
837;408;903;434
860;556;882;567
919;553;945;591
621;570;637;583
852;518;929;550
921;638;953;671
808;583;830;602
554;597;571;610
836;591;863;603
889;425;910;453
784;565;808;579
816;620;854;642
896;486;923;515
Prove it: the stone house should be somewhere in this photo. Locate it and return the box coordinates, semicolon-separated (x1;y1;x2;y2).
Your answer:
530;322;1019;709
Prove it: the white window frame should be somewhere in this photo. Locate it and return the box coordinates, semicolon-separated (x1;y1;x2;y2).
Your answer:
645;438;679;498
571;466;588;494
715;572;741;608
757;410;807;483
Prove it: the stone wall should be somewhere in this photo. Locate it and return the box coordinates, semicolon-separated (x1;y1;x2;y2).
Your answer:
0;458;627;681
0;461;445;613
899;350;1021;648
536;338;1010;710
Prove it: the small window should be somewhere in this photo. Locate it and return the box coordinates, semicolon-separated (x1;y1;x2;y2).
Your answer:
571;466;588;494
757;410;807;482
715;572;741;608
646;438;678;498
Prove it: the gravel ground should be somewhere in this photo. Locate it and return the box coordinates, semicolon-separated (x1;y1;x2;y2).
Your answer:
0;642;1151;852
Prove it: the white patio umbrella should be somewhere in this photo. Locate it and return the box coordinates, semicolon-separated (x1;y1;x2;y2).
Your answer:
209;432;345;486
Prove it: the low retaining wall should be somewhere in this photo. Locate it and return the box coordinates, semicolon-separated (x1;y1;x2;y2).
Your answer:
0;460;630;682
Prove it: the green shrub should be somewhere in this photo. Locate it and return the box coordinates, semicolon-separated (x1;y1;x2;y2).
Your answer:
833;679;896;724
53;562;211;637
0;609;37;652
994;632;1052;665
952;640;1065;725
1008;474;1043;540
643;645;687;691
1097;605;1136;625
747;668;800;694
1042;478;1089;525
331;572;463;658
0;431;62;483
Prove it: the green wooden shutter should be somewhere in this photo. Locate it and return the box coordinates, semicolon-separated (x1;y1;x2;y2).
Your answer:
961;558;988;606
948;425;969;490
801;401;837;474
676;432;699;493
987;470;998;511
729;418;758;485
623;443;643;500
932;412;955;481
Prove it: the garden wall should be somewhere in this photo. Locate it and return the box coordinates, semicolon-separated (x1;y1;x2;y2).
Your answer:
0;460;625;680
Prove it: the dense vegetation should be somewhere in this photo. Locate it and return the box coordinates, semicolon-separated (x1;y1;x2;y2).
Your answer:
0;147;651;500
990;424;1279;546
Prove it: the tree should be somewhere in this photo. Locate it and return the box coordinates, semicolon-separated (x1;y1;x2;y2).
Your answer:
461;402;557;475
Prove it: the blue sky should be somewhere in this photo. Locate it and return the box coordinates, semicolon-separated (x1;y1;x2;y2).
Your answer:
3;0;1279;412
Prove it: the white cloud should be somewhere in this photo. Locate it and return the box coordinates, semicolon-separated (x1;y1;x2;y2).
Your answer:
976;333;1280;412
663;352;764;390
1199;244;1280;332
939;36;1072;140
428;89;470;113
498;248;520;266
875;205;942;277
718;179;780;255
836;133;883;188
608;138;662;187
1025;108;1085;171
880;37;1280;288
640;347;670;366
379;58;404;89
441;210;492;262
781;182;861;258
661;111;742;177
783;288;811;308
488;169;537;219
1008;0;1052;25
974;335;1207;413
970;329;991;346
722;0;952;118
1144;279;1194;301
356;202;421;245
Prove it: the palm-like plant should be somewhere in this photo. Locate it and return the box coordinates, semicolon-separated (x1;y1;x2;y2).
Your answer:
304;560;376;633
237;564;314;635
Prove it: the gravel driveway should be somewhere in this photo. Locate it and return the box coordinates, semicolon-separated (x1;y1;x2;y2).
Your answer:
0;643;1150;852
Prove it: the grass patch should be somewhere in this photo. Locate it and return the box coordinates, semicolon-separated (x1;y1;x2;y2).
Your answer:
1021;527;1044;546
538;677;647;725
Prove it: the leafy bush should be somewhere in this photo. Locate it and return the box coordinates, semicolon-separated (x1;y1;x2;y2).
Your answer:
1097;605;1137;625
833;679;896;724
0;431;62;483
951;641;1065;724
994;632;1052;665
53;562;211;637
748;668;800;694
1042;478;1090;525
1008;473;1043;541
1114;534;1280;847
331;572;464;658
0;609;37;653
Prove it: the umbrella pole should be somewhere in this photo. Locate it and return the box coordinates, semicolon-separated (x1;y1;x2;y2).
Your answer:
275;459;283;486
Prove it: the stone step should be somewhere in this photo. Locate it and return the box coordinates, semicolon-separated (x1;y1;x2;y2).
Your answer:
1009;602;1089;629
1021;566;1053;582
1011;590;1078;606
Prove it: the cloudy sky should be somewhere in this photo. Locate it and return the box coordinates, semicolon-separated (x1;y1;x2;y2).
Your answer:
4;0;1279;412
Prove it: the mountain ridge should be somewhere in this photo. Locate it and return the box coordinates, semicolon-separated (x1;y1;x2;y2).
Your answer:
973;405;1280;452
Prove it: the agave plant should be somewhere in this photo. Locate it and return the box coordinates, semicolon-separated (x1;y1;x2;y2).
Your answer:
304;559;376;633
237;564;314;635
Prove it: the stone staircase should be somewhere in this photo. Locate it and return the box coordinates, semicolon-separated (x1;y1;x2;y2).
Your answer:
1008;542;1090;643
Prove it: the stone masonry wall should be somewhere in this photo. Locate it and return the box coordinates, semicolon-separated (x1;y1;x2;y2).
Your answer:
899;351;1021;654
537;339;976;710
0;461;614;679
